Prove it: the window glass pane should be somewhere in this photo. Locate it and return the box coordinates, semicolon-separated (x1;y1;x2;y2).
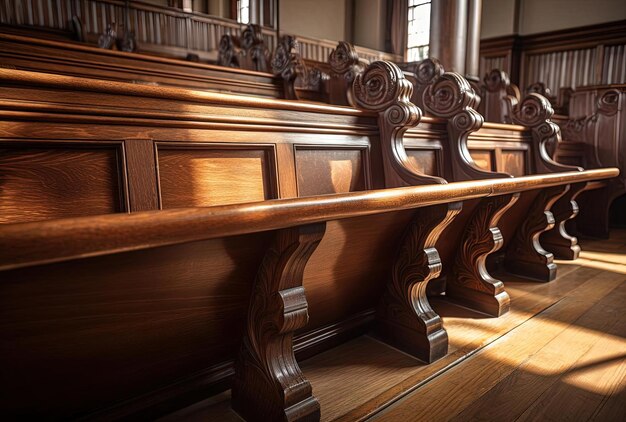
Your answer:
407;1;430;61
237;0;250;24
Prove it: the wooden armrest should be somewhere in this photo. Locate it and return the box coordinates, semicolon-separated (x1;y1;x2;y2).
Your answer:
0;167;618;271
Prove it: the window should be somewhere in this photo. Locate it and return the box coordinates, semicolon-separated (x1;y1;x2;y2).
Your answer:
237;0;250;23
407;0;431;62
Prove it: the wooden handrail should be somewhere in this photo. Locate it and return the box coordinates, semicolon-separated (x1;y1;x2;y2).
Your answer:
0;168;618;271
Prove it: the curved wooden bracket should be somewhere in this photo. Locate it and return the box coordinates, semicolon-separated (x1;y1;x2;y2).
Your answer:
376;202;461;363
448;193;520;316
505;185;569;281
352;61;446;187
541;181;589;260
232;223;325;422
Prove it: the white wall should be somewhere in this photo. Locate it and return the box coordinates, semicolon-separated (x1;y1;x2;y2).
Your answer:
481;0;626;39
480;0;516;38
279;0;349;41
519;0;626;35
353;0;387;51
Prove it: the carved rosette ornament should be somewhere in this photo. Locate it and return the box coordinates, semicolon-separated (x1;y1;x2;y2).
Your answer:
377;204;461;363
272;35;304;100
232;224;325;422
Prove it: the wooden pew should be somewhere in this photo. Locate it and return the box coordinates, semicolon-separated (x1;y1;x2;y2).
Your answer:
0;170;616;421
349;60;592;316
0;31;326;101
553;85;626;238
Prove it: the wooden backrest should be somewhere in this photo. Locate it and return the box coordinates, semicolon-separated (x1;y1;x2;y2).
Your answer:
0;68;387;225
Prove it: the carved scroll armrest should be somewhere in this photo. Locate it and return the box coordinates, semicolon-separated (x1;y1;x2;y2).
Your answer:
512;93;583;174
352;60;446;186
424;71;513;181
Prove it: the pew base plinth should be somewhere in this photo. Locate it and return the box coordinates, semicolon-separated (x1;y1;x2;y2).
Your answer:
504;260;557;282
375;319;449;363
445;286;510;317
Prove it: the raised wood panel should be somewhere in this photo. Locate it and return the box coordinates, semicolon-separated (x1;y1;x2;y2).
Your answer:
470;149;494;172
406;148;440;177
0;143;125;224
0;232;271;419
157;145;276;208
294;147;369;197
501;150;527;176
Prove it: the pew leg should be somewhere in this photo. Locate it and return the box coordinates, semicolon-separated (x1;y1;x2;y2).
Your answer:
232;223;325;422
504;185;569;282
447;194;519;317
376;202;462;363
541;182;587;260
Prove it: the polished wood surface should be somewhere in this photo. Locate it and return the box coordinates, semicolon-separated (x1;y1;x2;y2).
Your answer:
0;142;125;223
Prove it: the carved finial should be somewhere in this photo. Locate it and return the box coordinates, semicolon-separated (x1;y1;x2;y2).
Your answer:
329;41;360;77
240;24;262;50
415;57;445;86
353;60;419;125
512;92;554;128
238;24;269;72
98;23;117;49
218;34;239;67
484;69;510;92
424;72;480;118
527;82;551;97
272;35;304;100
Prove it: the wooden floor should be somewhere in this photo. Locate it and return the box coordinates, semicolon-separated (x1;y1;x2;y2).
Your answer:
161;229;626;422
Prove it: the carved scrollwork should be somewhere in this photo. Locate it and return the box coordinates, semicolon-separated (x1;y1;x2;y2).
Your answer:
415;57;445;86
218;34;239;67
352;60;445;186
484;69;509;92
448;194;519;316
597;89;620;116
272;35;304;100
377;203;461;362
232;224;325;422
424;72;479;118
513;93;581;174
353;61;408;112
329;41;360;76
